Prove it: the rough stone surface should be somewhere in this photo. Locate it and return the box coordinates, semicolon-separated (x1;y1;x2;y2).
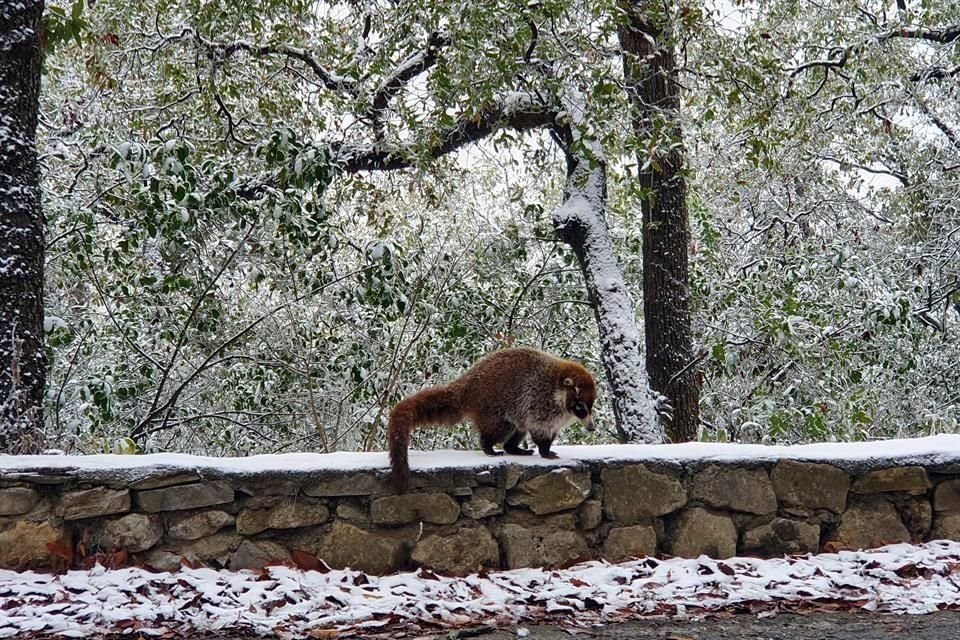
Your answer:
95;513;163;552
130;473;202;491
231;540;291;570
900;498;933;538
578;500;603;530
833;499;910;549
670;508;737;559
691;466;777;515
167;510;235;541
136;481;234;513
304;473;385;497
742;518;820;555
335;501;369;523
462;487;503;519
319;521;404;574
933;480;960;513
141;549;184;572
0;521;68;569
411;527;500;575
601;465;686;523
0;487;40;516
236;500;330;535
57;487;130;520
851;466;931;494
932;514;960;540
173;532;241;567
507;469;591;515
370;493;460;526
499;523;588;569
772;460;849;513
602;525;657;562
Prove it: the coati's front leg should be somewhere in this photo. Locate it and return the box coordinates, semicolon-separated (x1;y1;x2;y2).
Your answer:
480;433;504;456
503;430;533;456
532;433;559;459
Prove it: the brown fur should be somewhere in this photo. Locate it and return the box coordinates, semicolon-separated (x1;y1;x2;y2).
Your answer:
388;347;597;493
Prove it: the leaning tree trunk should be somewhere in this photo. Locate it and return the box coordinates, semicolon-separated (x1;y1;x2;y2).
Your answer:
618;0;701;442
551;94;663;444
0;0;46;453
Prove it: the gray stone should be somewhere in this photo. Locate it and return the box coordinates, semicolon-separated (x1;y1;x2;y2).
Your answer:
742;518;820;555
370;492;460;526
96;513;164;552
670;507;737;559
602;525;657;562
175;532;241;567
411;527;500;575
691;465;777;515
601;465;686;523
462;487;503;519
57;487;130;520
499;523;588;569
319;521;405;574
304;473;386;497
932;514;960;540
899;498;933;538
167;510;235;541
236;499;330;535
578;500;603;530
335;501;369;523
772;460;849;513
0;520;68;569
504;465;523;490
933;480;960;513
142;549;185;572
0;487;40;516
136;481;234;513
230;540;291;570
833;499;910;550
236;480;301;496
130;472;202;491
851;466;931;494
507;469;591;515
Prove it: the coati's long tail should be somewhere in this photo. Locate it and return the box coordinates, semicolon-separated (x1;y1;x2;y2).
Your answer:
388;385;464;493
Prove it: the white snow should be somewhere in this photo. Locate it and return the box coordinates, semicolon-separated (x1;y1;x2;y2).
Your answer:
2;434;959;476
2;541;960;637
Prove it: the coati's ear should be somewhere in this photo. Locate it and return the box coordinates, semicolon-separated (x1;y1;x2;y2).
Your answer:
563;377;575;387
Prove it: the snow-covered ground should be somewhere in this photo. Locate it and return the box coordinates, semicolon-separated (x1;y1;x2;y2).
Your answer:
2;541;960;638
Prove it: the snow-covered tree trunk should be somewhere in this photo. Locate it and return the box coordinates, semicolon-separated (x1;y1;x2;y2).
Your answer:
0;0;45;453
619;0;701;442
552;96;663;443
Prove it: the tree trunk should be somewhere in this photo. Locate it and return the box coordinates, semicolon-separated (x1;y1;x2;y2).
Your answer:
552;111;663;444
618;0;701;442
0;0;46;453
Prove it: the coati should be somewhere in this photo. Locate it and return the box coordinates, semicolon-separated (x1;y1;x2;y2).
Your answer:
388;347;597;493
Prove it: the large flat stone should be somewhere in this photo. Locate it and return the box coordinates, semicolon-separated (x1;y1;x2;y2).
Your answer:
56;487;130;520
230;540;291;570
236;499;330;535
411;527;500;575
601;465;686;523
0;521;69;569
742;518;820;555
507;469;591;515
0;487;40;516
851;466;931;494
602;525;657;562
670;507;737;559
167;510;235;541
304;473;386;497
691;465;777;514
136;481;234;512
499;523;588;569
319;521;405;574
832;498;910;550
772;460;849;513
462;487;503;519
95;513;163;552
370;492;460;526
933;480;960;514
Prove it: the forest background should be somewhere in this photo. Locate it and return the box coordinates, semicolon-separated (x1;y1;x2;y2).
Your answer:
2;0;958;457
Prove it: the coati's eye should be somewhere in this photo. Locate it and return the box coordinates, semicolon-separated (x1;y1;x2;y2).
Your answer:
571;400;589;419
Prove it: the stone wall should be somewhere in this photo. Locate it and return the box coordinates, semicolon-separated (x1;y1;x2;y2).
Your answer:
2;441;960;575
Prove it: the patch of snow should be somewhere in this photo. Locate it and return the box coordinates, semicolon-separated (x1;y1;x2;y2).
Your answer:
2;542;960;637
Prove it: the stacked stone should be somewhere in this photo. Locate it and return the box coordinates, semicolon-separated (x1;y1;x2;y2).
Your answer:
2;459;960;575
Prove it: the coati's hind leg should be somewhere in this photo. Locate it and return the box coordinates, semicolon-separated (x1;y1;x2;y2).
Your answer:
532;433;559;459
477;419;514;456
503;430;533;455
480;433;504;456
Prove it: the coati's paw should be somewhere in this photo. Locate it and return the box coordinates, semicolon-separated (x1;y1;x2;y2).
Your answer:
540;451;560;460
483;449;505;457
506;448;534;456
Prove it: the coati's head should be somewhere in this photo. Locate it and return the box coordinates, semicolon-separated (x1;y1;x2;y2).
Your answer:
561;366;597;432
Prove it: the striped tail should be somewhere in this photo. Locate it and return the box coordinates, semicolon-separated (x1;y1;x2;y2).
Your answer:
388;385;463;493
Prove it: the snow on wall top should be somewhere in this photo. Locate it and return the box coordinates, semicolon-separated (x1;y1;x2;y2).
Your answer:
1;435;960;484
